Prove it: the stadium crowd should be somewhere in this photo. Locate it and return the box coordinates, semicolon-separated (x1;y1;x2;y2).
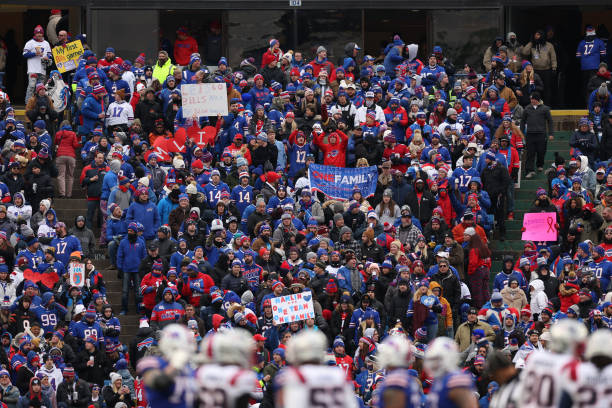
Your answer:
0;11;608;408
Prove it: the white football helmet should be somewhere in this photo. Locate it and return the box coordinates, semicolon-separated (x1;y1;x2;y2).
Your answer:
159;324;196;367
378;335;414;369
549;319;588;355
424;337;459;378
585;330;612;361
286;330;328;365
208;329;255;368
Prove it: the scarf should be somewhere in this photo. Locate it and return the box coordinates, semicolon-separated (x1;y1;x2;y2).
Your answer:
299;198;313;211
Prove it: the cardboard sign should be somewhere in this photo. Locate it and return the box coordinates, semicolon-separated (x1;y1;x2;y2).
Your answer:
52;40;84;73
522;212;558;241
69;262;86;287
271;293;315;325
181;83;228;118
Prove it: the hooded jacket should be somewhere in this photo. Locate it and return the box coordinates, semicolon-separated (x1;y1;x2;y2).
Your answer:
69;217;95;259
529;279;548;316
558;281;580;313
126;197;160;240
429;281;453;330
17;377;52;408
116;234;146;273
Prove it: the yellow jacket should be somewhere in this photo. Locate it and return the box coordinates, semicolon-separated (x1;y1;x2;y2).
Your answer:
429;281;453;329
153;59;175;85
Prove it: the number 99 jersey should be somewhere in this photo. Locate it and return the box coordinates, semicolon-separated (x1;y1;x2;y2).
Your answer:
196;364;256;408
275;365;358;408
519;350;574;408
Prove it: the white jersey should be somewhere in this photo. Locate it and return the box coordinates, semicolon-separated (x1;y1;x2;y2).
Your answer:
196;364;256;408
354;104;386;127
106;101;134;127
559;361;612;408
519;350;575;408
122;70;136;95
23;38;52;74
276;364;358;408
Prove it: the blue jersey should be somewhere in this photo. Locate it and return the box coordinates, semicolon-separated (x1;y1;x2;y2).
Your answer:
287;143;312;178
70;320;104;348
450;167;479;194
231;184;254;216
137;356;195;408
493;270;527;293
170;250;194;271
51;235;83;266
421;65;445;78
576;38;607;70
202;182;230;209
99;315;121;342
33;303;67;333
426;371;474;408
18;248;44;271
589;258;612;293
105;79;131;101
376;369;422;408
242;262;263;293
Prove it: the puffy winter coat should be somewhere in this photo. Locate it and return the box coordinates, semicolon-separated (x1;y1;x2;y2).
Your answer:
126;199;160;240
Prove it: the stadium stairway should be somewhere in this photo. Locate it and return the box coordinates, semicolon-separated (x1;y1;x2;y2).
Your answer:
11;107;139;347
52;164;140;345
489;130;573;275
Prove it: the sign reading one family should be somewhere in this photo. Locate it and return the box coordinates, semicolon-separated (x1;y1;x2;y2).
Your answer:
181;83;228;117
309;164;378;200
271;293;315;324
521;212;558;241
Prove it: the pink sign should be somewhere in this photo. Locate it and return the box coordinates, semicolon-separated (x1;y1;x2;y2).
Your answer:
522;212;558;241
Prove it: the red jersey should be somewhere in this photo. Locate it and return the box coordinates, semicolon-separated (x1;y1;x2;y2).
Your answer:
97;56;124;69
335;354;354;380
134;378;147;408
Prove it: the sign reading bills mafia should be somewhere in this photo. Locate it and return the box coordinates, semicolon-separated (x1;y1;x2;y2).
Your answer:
309;164;378;200
271;293;315;325
181;83;228;117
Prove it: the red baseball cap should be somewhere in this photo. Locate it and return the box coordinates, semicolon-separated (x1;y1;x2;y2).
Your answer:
253;334;267;342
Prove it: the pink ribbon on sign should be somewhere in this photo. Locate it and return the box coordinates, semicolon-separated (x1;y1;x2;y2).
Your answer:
546;216;555;232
